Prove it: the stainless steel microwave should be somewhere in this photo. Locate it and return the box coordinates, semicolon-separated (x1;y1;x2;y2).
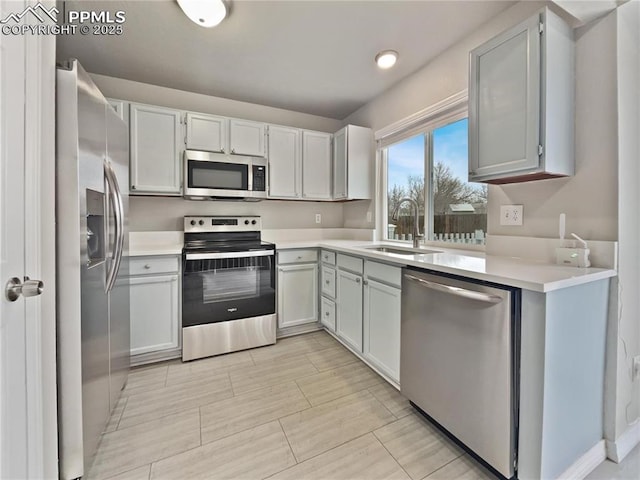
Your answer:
183;150;268;200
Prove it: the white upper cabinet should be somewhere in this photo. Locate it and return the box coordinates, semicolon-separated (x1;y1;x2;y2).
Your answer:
333;125;373;200
185;112;227;153
469;8;574;184
129;103;183;195
268;125;301;198
301;130;332;200
229;119;266;157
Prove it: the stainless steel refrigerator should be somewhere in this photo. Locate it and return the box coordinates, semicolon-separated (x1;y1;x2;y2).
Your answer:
56;59;130;479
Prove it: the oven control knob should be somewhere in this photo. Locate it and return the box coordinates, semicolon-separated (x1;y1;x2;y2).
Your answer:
190;220;196;226
244;220;250;225
199;220;204;226
251;220;257;225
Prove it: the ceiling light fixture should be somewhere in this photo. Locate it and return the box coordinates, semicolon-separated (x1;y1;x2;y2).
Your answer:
177;0;227;28
375;50;398;69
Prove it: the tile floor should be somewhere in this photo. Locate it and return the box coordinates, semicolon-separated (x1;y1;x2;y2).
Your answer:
87;331;496;480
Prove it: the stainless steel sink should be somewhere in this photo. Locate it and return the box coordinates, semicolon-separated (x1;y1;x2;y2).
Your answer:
364;246;441;255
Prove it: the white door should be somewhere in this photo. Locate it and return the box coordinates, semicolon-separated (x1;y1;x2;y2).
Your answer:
363;279;401;382
277;264;318;328
229;119;265;157
301;130;332;199
1;1;57;477
186;112;227;153
130;274;180;356
336;270;363;352
268;125;301;198
130;103;183;194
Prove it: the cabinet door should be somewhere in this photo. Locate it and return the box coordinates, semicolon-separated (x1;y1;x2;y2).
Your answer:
277;263;318;328
333;126;347;199
268;125;301;198
301;130;332;200
336;270;363;352
129;274;180;356
363;279;401;382
130;104;182;194
230;119;265;157
186;112;227;153
469;14;541;181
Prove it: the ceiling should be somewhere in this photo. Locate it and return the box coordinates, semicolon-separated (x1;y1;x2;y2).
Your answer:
57;0;516;119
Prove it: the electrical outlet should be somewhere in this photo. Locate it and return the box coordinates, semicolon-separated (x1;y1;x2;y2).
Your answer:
500;205;523;226
315;213;321;224
366;211;372;223
633;356;640;381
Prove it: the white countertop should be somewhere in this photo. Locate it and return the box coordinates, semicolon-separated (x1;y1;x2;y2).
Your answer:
128;232;616;292
275;240;616;293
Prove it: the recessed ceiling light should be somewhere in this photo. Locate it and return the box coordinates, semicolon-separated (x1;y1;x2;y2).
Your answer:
177;0;227;28
375;50;398;69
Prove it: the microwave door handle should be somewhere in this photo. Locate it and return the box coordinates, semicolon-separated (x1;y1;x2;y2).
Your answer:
104;160;124;293
248;164;253;192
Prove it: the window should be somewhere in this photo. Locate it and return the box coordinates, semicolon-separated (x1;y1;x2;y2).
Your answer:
384;117;487;245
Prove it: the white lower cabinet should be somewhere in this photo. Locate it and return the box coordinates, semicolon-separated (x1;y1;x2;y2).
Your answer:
336;269;363;352
363;278;401;382
277;262;318;328
129;255;181;365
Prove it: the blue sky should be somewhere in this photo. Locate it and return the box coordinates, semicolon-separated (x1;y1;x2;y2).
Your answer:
388;118;469;190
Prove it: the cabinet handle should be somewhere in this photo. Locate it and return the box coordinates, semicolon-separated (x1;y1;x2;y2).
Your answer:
324;255;328;260
325;280;330;284
297;256;302;260
220;148;225;154
363;280;368;286
131;185;136;190
231;148;236;154
144;264;151;269
325;311;330;316
356;277;361;284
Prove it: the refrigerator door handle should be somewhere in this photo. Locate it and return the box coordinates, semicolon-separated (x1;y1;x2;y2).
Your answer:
104;160;124;293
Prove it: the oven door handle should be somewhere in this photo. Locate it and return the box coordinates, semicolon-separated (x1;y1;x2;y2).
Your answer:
185;250;275;260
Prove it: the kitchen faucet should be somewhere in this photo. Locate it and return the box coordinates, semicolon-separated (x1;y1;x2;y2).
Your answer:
391;197;423;248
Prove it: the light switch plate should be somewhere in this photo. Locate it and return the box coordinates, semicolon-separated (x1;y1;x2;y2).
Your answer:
500;205;523;226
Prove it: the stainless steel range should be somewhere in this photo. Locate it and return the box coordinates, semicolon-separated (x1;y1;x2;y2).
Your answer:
182;216;276;361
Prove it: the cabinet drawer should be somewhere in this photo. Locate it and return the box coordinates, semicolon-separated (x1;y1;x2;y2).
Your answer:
321;297;336;331
278;249;318;264
320;250;336;265
337;253;363;274
321;266;336;299
130;256;180;276
364;261;402;288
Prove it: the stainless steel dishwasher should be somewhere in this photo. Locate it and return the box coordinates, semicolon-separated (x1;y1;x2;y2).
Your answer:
401;268;520;480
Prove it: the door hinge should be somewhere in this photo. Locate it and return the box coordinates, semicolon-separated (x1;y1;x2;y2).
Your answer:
538;144;544;156
539;22;544;34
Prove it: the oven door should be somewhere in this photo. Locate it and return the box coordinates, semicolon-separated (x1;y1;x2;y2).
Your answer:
182;249;276;327
184;151;252;198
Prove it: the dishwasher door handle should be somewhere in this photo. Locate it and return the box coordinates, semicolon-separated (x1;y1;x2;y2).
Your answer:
403;273;504;304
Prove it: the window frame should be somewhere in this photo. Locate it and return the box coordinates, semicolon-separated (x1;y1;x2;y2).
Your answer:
375;92;485;249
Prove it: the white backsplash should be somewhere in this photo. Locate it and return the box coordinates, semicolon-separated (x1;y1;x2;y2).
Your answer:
485;234;618;269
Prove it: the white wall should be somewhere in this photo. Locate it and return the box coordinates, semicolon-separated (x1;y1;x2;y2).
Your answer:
343;0;619;243
128;196;344;231
90;74;345;232
606;0;640;452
